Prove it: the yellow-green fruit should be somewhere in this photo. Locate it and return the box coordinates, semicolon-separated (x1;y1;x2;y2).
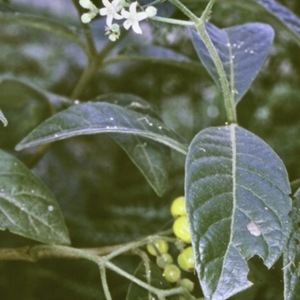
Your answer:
156;253;173;269
163;264;181;283
146;240;169;256
170;196;186;217
180;278;194;292
173;216;191;243
177;246;195;272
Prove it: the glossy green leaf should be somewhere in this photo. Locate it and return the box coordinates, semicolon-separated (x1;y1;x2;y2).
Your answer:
0;11;88;54
113;135;169;197
0;149;70;245
190;22;274;104
250;0;300;45
94;93;162;122
103;54;202;74
283;188;300;300
104;39;201;74
95;94;169;196
185;124;291;299
0;78;53;149
16;102;188;155
126;261;177;300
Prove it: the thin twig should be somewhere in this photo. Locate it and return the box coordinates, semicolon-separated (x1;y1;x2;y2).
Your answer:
99;264;113;300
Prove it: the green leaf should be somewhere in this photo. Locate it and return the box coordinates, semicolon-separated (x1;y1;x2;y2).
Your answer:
126;261;177;300
0;78;53;149
103;40;202;74
250;0;300;46
0;11;88;54
15;102;188;155
95;94;170;196
112;134;169;197
0;149;70;245
283;188;300;300
185;124;291;299
103;54;202;74
190;23;274;104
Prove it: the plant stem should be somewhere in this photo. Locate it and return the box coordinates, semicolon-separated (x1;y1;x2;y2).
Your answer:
194;25;236;123
99;265;112;300
70;33;125;99
0;243;187;298
151;16;193;26
168;0;237;123
70;59;99;99
105;260;185;298
168;0;199;23
197;0;236;123
71;0;97;57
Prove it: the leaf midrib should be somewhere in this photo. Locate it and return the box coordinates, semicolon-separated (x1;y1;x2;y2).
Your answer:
225;34;235;104
213;124;237;296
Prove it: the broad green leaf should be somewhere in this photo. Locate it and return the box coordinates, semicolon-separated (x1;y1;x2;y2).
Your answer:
190;23;274;104
112;134;169;197
96;94;169;196
16;102;188;155
0;149;70;245
126;261;177;300
283;188;300;300
94;93;162;120
250;0;300;46
185;124;291;299
0;78;53;149
121;45;191;62
0;11;88;54
104;54;202;74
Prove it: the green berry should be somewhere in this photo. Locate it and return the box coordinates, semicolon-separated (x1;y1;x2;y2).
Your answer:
177;246;195;272
170;196;186;217
147;239;169;256
163;264;181;283
156;253;173;268
173;216;191;243
180;278;194;292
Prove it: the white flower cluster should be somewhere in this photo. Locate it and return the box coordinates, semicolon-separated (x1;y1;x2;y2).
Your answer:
79;0;157;41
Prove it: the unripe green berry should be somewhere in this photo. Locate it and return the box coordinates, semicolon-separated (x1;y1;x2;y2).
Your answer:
156;253;173;269
170;196;186;217
163;264;181;283
173;216;191;243
177;246;195;272
180;278;194;292
146;239;169;256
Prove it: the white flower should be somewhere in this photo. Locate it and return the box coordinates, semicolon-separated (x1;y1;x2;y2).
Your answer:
79;0;98;23
99;0;123;26
121;2;148;34
105;23;121;42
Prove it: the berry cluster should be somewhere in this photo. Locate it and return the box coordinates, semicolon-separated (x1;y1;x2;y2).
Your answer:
146;196;196;295
171;196;195;273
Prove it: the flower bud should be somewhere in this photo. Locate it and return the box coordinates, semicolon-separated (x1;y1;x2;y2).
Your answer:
79;0;93;9
81;13;93;23
145;6;157;18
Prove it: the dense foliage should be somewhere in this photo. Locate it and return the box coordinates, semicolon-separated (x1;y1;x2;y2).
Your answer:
1;0;300;299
